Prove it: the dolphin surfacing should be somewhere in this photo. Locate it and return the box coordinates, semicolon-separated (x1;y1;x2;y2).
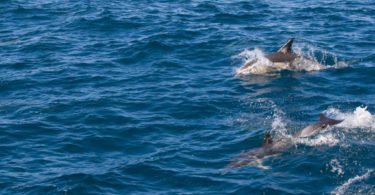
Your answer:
237;38;324;75
294;114;343;138
227;114;343;169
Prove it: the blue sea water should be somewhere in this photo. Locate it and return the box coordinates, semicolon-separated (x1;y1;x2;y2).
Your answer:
1;0;375;194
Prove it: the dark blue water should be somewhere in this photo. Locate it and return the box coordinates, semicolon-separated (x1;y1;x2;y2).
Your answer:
1;0;375;194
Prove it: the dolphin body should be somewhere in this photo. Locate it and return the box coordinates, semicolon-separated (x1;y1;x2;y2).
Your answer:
227;114;343;169
236;38;323;75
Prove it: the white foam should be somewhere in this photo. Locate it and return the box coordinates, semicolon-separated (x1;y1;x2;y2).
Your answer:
324;106;375;130
290;57;325;71
296;133;340;147
331;169;373;195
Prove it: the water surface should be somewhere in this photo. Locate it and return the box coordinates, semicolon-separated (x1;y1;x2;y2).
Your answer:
1;0;375;194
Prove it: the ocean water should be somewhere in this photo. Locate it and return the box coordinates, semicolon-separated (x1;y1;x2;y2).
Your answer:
1;0;375;194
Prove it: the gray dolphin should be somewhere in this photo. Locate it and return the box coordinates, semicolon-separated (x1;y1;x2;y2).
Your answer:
227;114;343;169
237;38;323;75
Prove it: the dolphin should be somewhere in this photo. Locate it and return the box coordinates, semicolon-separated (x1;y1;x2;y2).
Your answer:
236;38;324;75
293;114;343;138
226;114;343;169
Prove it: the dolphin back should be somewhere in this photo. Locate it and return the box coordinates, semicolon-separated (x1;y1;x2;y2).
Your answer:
319;114;343;126
294;114;343;138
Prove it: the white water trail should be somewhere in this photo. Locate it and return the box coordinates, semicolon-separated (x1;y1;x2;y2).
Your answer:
331;169;373;195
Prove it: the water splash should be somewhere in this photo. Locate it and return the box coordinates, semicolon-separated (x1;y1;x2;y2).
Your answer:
295;133;340;147
293;43;349;69
324;106;375;130
270;107;289;138
235;48;275;75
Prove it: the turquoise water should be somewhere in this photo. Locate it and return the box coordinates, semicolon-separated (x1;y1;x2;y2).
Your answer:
1;0;375;194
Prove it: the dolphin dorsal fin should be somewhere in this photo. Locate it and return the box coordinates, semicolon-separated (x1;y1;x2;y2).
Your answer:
277;38;294;54
319;114;343;126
